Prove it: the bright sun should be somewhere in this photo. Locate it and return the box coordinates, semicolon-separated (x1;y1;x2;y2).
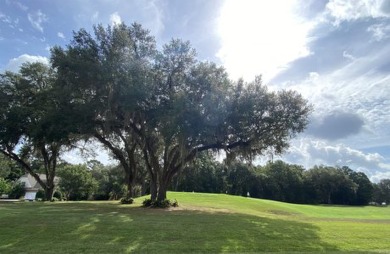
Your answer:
217;0;314;82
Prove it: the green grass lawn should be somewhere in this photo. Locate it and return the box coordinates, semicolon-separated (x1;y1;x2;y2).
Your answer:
1;192;389;253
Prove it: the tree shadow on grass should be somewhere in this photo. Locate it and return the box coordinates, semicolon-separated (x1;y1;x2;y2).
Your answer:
0;203;386;253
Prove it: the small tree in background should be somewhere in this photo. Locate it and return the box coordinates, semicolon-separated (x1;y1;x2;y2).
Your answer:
58;164;98;200
0;178;11;196
372;179;390;204
89;160;128;200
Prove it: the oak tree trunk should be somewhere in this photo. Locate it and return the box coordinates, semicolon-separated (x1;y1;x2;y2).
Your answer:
157;181;167;202
150;177;157;201
44;185;55;201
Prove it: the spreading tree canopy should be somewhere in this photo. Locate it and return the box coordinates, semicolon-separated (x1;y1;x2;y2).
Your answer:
0;62;75;200
51;23;312;202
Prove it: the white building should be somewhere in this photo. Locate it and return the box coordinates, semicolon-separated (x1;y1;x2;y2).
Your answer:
18;174;59;201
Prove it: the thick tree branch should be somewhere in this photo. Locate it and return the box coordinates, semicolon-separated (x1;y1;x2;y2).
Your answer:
0;149;47;189
94;132;130;172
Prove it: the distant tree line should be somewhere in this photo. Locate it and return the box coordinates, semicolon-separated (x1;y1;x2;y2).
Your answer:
171;153;390;206
1;151;389;205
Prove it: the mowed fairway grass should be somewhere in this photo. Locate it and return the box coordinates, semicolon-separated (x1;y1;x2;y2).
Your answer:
1;192;389;253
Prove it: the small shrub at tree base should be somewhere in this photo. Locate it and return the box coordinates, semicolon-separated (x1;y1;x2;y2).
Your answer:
53;190;62;200
142;198;179;208
171;199;179;207
120;196;134;204
35;189;45;201
154;199;171;208
142;198;153;207
35;189;62;201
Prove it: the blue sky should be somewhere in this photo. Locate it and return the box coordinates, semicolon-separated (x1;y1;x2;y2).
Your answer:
1;0;389;181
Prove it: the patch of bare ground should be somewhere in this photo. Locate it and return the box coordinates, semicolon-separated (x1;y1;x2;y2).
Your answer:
167;205;232;214
266;209;301;216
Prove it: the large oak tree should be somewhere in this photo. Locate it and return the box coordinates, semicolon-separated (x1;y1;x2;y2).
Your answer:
51;23;312;202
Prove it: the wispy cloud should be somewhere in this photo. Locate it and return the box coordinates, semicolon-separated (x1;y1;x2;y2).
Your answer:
0;12;12;24
28;10;48;33
15;1;28;11
342;50;356;60
141;0;165;36
69;1;165;39
91;11;99;22
367;23;390;41
57;32;65;39
1;13;22;30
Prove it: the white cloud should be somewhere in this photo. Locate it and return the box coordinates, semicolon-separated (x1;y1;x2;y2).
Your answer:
71;1;165;39
275;45;390;158
326;0;390;25
280;138;390;182
0;12;12;24
1;12;21;30
109;12;122;26
16;1;28;11
141;0;165;36
342;50;355;60
371;170;390;182
215;0;390;181
217;0;315;82
283;46;390;108
3;54;49;72
367;23;390;41
257;46;390;171
57;32;65;39
253;136;390;182
27;10;48;33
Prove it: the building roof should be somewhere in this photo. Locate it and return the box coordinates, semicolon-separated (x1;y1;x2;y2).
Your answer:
18;174;60;190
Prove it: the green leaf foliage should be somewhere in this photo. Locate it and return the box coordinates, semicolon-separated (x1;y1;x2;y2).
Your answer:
51;22;312;202
58;164;98;200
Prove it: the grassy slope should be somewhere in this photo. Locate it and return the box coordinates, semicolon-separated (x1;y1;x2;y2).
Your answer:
0;192;389;253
